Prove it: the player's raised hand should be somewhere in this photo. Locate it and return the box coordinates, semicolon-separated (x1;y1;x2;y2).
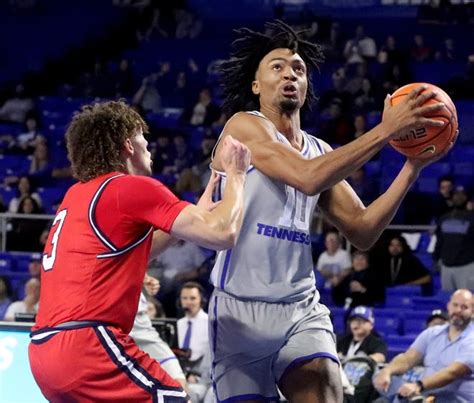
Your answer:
406;129;459;172
220;135;251;175
143;274;160;296
381;86;445;140
197;170;221;212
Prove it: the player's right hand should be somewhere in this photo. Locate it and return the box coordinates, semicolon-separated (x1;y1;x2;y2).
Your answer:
373;368;391;392
220;135;251;175
381;86;445;140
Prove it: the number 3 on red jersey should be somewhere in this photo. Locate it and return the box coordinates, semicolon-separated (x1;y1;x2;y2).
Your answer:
42;209;68;271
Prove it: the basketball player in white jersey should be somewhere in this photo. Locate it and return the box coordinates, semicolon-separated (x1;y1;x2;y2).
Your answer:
209;21;455;402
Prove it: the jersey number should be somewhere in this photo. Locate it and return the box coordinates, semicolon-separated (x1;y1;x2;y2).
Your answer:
278;186;314;231
42;209;67;271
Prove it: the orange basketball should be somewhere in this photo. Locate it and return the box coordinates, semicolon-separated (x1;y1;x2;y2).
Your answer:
389;83;458;159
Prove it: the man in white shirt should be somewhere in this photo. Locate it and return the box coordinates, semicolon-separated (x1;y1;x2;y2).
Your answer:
4;277;40;321
316;230;352;289
177;282;212;403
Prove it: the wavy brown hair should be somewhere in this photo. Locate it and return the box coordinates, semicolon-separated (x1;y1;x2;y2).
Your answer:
66;101;148;182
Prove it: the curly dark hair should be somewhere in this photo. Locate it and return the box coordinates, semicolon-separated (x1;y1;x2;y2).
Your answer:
66;100;148;182
220;20;324;117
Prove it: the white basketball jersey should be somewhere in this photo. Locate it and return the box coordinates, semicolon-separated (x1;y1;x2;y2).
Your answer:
210;111;325;302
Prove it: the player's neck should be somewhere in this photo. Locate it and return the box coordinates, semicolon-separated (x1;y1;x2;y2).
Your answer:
260;107;303;150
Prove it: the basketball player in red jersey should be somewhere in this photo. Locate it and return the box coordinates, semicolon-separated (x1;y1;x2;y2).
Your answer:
28;101;250;402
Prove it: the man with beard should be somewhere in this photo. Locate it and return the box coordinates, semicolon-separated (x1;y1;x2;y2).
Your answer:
374;289;474;402
209;20;453;402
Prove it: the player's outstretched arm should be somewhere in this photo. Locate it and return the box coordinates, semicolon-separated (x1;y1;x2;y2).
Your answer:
170;136;250;250
318;131;457;250
148;172;222;259
217;86;445;196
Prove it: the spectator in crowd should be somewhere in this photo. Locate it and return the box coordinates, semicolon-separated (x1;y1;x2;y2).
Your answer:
175;130;217;196
318;67;352;116
434;186;474;291
338;306;387;364
432;174;454;219
27;257;42;279
0;276;13;320
130;274;187;390
435;37;457;61
410;34;432;62
150;239;206;316
316;230;352;290
146;295;166;319
7;116;42;154
183;88;221;127
373;289;474;403
343;25;377;64
7;175;42;213
177;282;212;403
426;308;449;328
4;277;40;321
6;195;46;252
0;84;35;124
332;250;385;308
379;35;406;68
132;73;162;114
175;9;202;39
113;58;135;98
152;132;173;175
379;235;432;288
320;21;345;62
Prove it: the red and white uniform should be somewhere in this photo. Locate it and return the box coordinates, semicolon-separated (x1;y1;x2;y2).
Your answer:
29;172;189;402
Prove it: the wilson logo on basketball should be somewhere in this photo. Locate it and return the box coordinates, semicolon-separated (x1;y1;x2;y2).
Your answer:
393;128;427;142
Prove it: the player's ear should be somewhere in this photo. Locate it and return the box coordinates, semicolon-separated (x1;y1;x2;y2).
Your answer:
123;138;134;155
252;80;260;95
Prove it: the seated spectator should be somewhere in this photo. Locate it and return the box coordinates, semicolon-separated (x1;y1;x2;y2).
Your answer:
0;84;35;124
150;239;206;316
338;306;387;364
6;195;46;252
113;58;134;98
332;250;385;308
343;25;377;64
0;276;13;320
4;278;40;321
7;116;42;154
373;289;474;403
29;140;53;186
177;282;212;403
338;306;387;402
316;230;352;290
426;309;449;328
410;34;432;62
132;74;161;114
434;186;474;291
378;235;432;288
182;88;221;127
130;274;187;390
8;176;42;213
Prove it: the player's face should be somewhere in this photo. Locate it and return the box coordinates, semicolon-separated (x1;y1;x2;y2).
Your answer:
129;129;153;176
253;48;308;114
180;287;202;317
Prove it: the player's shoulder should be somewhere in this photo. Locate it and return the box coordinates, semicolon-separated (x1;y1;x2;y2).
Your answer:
226;111;277;136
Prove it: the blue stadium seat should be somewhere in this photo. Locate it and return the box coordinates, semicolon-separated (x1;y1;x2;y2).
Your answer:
373;308;402;336
400;310;432;336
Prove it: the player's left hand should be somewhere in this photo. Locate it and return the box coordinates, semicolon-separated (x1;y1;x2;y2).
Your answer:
407;129;459;171
197;170;221;211
398;382;422;397
143;274;160;296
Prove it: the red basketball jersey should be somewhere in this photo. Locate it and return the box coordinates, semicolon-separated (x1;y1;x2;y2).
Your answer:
34;172;188;334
